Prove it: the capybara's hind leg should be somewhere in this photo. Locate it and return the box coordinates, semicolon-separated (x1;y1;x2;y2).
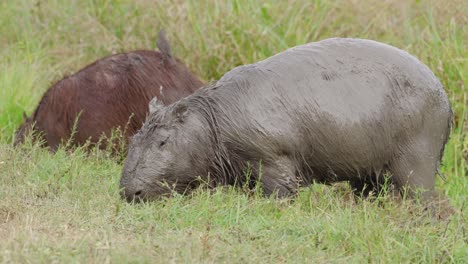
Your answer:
388;137;439;204
259;157;299;198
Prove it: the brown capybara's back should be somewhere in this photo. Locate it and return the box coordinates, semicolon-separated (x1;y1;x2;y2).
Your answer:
14;30;204;151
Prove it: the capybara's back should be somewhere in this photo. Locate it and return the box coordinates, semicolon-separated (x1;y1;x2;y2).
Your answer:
14;30;204;151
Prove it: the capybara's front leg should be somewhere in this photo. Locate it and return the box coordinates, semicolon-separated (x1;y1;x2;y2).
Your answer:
259;157;299;198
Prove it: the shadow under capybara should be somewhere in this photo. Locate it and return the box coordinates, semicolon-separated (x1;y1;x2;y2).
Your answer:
14;30;204;151
120;38;452;206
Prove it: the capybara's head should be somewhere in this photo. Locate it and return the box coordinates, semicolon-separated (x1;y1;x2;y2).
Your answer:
14;112;34;146
120;97;202;202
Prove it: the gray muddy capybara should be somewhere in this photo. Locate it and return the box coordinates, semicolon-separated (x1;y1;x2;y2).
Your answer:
120;38;452;205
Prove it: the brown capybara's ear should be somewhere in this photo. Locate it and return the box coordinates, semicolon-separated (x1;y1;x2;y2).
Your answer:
156;29;175;65
22;111;28;120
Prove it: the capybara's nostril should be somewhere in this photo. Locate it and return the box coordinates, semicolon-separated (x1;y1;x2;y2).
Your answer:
125;190;144;203
121;188;143;203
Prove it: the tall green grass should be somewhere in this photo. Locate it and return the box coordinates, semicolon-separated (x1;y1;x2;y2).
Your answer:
0;0;466;262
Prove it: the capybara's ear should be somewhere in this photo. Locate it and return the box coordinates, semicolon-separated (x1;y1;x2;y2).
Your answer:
149;96;164;115
173;100;188;122
22;111;28;121
156;29;175;65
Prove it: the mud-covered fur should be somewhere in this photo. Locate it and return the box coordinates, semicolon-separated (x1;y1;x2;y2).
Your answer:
14;30;204;151
121;38;452;204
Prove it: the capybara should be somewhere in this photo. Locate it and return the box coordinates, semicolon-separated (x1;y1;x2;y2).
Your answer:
120;38;452;205
14;30;204;151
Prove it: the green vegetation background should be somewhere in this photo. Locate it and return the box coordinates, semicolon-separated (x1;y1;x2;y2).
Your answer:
0;0;466;263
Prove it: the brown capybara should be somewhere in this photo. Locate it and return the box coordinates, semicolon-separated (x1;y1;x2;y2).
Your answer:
120;38;452;208
14;30;204;151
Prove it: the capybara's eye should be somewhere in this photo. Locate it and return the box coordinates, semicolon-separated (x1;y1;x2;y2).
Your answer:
159;137;168;147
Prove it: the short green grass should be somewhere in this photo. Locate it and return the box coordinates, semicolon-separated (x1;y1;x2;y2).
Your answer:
0;0;466;263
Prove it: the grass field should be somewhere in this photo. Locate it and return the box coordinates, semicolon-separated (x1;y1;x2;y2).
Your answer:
0;0;466;262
